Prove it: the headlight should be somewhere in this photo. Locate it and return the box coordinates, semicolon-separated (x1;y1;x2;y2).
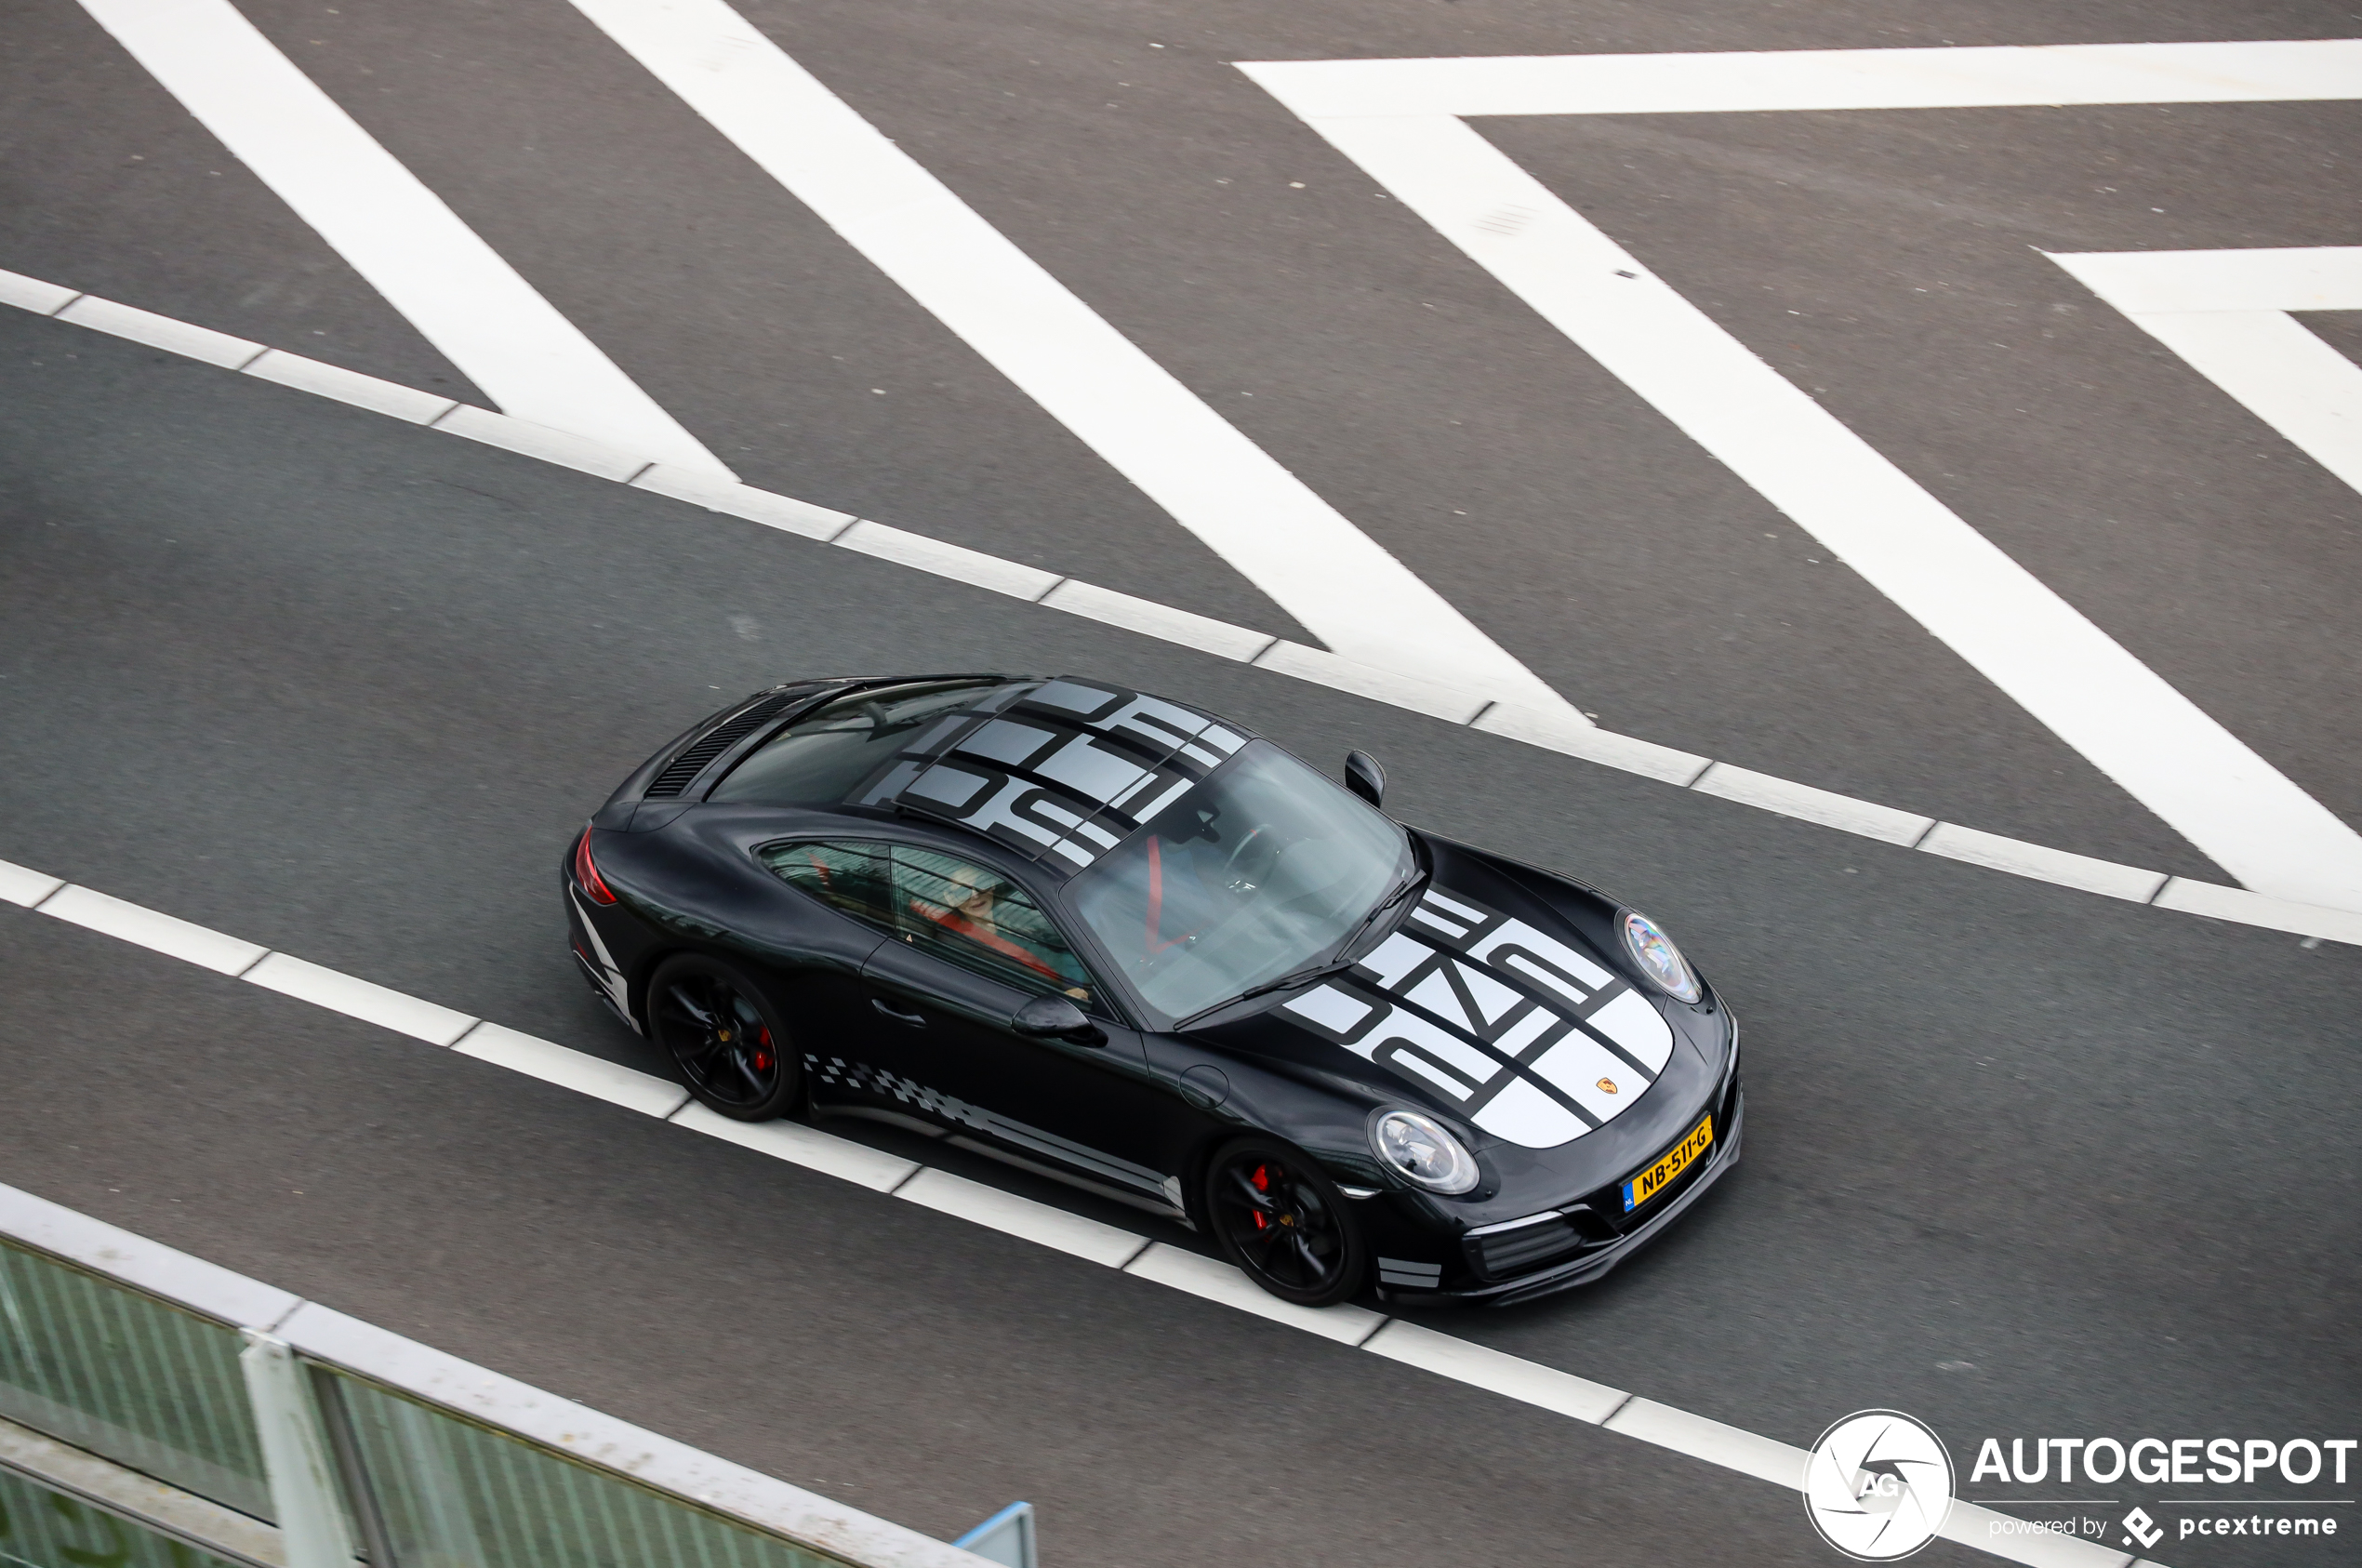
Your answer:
1372;1110;1480;1195
1622;910;1702;1003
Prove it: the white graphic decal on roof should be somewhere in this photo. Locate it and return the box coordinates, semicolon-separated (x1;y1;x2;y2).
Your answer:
1282;887;1677;1149
860;678;1246;871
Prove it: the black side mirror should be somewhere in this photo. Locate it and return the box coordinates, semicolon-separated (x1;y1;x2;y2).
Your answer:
1344;751;1387;809
1013;993;1106;1046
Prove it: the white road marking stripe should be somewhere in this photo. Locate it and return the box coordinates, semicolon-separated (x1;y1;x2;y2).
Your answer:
74;0;730;476
58;295;263;369
2051;247;2362;503
1252;640;1491;724
1472;700;1713;786
2047;243;2362;314
834;521;1063;601
430;404;651;483
7;277;2357;946
243;349;458;425
0;268;82;316
668;1101;919;1191
1362;1319;1626;1422
0;874;2183;1563
0;857;66;908
2152;878;2362;946
1691;764;1936;847
1917;823;2169;904
896;1167;1152;1268
1121;1243;1387;1345
1603;1397;1809;1489
451;1021;691;1118
630;464;856;543
1037;580;1279;664
1239;42;2362;913
2116;311;2362;496
243;952;477;1045
37;885;267;975
1241;38;2362;119
559;0;1574;715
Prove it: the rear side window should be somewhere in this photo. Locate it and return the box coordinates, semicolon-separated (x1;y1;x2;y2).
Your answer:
757;840;896;935
890;845;1095;1004
710;680;1002;805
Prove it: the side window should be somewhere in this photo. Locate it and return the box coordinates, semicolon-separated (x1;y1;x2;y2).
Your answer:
757;840;896;935
891;846;1095;1005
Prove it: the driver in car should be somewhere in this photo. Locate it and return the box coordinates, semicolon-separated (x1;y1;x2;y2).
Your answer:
932;867;1091;1003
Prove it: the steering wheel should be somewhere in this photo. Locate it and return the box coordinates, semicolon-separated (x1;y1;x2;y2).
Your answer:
1220;826;1281;889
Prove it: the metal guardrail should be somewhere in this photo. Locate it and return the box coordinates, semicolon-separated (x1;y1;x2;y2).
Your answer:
0;1458;249;1568
0;1183;991;1568
0;1233;272;1521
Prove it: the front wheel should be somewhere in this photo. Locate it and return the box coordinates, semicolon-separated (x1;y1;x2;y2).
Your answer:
647;954;800;1121
1202;1136;1367;1308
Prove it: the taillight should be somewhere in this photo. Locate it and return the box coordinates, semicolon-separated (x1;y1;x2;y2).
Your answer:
573;828;617;905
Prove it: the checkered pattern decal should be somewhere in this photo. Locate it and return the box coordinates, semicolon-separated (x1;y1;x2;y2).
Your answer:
857;678;1245;872
1281;886;1676;1149
806;1054;970;1120
806;1052;1174;1200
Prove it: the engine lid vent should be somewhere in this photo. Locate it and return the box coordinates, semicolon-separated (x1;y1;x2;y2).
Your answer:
644;690;804;798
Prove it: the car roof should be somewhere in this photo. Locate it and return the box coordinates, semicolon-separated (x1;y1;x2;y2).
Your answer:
848;675;1257;880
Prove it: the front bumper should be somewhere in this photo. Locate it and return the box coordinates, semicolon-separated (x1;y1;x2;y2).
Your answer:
1376;1085;1745;1308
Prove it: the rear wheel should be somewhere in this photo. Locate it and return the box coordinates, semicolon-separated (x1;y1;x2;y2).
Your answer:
648;954;799;1121
1203;1136;1367;1308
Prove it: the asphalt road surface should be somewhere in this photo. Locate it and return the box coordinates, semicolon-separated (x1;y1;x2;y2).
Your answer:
3;1;2358;1565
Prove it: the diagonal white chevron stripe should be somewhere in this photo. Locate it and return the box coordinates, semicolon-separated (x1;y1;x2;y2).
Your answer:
76;0;732;477
2050;246;2362;499
1239;40;2362;910
559;0;1575;716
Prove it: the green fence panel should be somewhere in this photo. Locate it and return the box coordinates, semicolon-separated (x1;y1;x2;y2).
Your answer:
0;1242;271;1523
327;1371;853;1568
0;1467;249;1568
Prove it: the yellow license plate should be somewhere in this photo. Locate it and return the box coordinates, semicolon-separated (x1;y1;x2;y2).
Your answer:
1622;1115;1713;1212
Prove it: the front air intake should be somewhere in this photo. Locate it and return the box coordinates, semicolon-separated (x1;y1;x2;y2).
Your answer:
1464;1211;1589;1280
643;691;804;797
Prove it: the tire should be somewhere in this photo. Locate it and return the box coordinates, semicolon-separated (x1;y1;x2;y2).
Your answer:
646;954;801;1122
1202;1136;1368;1308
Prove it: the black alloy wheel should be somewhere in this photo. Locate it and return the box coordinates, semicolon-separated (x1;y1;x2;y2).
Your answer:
1203;1136;1368;1308
648;955;799;1121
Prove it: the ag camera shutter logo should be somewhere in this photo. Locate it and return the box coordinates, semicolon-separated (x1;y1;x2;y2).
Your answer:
1804;1410;1956;1561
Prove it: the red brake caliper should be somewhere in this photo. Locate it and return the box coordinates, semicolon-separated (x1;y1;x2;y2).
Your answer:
753;1026;774;1073
1251;1163;1269;1229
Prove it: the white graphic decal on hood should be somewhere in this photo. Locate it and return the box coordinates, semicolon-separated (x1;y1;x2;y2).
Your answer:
1282;887;1676;1149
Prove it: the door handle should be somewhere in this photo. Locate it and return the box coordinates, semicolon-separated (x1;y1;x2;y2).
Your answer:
871;998;926;1027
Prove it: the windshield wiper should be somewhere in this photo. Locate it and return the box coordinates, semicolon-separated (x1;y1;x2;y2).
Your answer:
1182;956;1361;1026
1350;862;1427;945
1178;865;1429;1028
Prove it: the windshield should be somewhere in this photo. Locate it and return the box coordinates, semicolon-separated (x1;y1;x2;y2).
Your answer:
1067;740;1413;1026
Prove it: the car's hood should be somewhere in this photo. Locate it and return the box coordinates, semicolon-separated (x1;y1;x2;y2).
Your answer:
1241;838;1694;1151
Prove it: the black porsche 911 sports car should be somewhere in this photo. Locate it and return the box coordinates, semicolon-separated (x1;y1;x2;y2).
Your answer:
565;673;1740;1307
